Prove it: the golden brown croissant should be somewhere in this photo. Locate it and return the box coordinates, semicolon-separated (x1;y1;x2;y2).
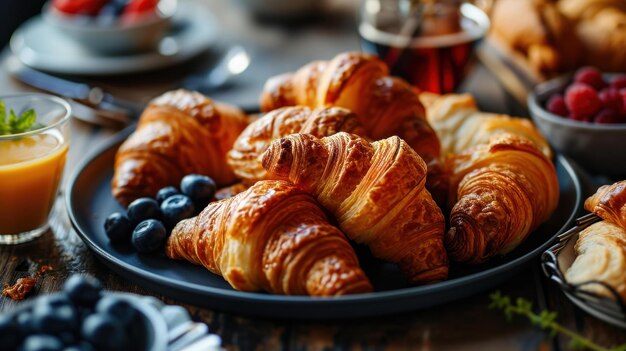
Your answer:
166;180;372;296
419;93;552;158
565;221;626;301
227;106;365;183
259;52;441;165
445;134;560;263
585;181;626;229
112;90;250;206
490;0;581;74
262;132;448;284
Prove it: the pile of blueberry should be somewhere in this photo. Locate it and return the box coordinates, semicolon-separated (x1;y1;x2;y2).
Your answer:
0;275;147;351
546;67;626;124
104;174;216;253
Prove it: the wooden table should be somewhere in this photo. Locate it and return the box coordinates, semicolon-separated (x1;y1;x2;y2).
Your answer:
1;1;625;350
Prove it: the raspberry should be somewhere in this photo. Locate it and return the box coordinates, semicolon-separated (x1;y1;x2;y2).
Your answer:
565;83;601;119
598;88;623;113
574;67;606;90
593;108;624;124
546;94;568;117
610;75;626;90
569;110;593;122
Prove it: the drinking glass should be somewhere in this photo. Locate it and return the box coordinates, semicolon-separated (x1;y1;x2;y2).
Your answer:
359;0;490;93
0;94;71;244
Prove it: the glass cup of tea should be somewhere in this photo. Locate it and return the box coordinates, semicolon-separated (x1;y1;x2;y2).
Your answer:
0;94;71;244
359;0;490;94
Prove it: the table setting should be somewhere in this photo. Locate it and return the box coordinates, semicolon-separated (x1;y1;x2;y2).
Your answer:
1;0;626;350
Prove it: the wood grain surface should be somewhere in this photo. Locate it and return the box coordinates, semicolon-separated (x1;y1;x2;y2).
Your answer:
1;1;626;350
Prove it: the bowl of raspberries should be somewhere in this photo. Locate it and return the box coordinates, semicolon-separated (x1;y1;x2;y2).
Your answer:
43;0;177;55
528;66;626;176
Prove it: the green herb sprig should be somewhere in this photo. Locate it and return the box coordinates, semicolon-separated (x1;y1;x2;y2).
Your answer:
489;291;626;351
0;99;43;136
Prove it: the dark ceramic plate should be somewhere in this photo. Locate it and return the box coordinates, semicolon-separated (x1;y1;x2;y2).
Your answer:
66;128;582;319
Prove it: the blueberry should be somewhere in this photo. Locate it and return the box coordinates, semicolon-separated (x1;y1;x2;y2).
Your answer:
39;294;73;309
95;296;136;325
64;275;102;307
21;335;63;351
0;315;21;350
15;310;34;335
81;314;126;350
126;198;161;225
31;303;79;334
180;174;216;210
63;343;94;351
156;186;179;204
161;194;195;229
104;212;132;244
131;219;167;253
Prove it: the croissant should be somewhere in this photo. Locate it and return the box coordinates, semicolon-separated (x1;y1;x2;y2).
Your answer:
165;180;372;296
490;0;581;74
565;221;626;301
585;180;626;229
445;134;560;263
262;132;448;284
112;90;250;206
419;92;552;158
260;52;441;165
227;106;365;183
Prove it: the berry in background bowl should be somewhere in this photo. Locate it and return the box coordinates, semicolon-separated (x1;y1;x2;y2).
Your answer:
43;0;177;55
528;66;626;176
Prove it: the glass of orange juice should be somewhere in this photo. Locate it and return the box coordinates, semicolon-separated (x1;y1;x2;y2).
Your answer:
0;94;71;244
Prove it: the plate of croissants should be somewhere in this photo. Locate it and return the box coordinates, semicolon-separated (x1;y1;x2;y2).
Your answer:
543;181;626;329
67;52;582;319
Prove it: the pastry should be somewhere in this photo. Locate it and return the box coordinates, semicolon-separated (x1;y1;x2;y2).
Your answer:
227;106;365;183
445;134;560;263
490;0;581;75
419;93;552;158
565;221;626;301
584;180;626;230
259;52;441;166
166;180;372;296
112;90;250;206
262;132;448;284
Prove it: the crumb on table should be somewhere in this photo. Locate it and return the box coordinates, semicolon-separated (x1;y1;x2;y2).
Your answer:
2;277;37;301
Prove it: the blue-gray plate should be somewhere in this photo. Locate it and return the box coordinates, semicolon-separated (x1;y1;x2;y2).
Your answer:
66;128;582;319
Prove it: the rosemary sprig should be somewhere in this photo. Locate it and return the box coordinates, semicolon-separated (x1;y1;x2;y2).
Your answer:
489;291;626;351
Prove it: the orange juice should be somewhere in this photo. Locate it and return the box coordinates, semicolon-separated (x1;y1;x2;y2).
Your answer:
0;131;68;234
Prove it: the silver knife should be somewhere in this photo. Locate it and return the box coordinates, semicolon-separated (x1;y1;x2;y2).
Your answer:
6;56;143;125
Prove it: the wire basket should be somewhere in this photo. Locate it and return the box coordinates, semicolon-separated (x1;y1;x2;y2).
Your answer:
541;213;626;328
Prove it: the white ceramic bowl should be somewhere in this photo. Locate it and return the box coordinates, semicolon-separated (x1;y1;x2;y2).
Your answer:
42;0;177;55
528;74;626;177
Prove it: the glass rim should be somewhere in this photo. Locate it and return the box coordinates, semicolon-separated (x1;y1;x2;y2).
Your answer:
0;93;72;141
359;3;491;49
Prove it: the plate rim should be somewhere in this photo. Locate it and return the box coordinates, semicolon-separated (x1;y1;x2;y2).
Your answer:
66;127;582;312
9;1;217;76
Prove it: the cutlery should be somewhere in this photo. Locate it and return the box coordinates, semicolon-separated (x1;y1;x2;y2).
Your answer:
6;56;144;120
181;45;251;93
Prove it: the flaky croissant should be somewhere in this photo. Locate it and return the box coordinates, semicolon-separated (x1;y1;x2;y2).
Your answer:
227;106;365;183
419;92;552;158
112;90;250;206
445;134;559;263
565;221;626;301
585;180;626;229
262;132;448;284
166;180;372;296
260;52;441;165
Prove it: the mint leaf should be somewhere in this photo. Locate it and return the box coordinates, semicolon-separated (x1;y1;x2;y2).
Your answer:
12;108;36;133
8;109;18;131
0;99;39;136
0;99;5;122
